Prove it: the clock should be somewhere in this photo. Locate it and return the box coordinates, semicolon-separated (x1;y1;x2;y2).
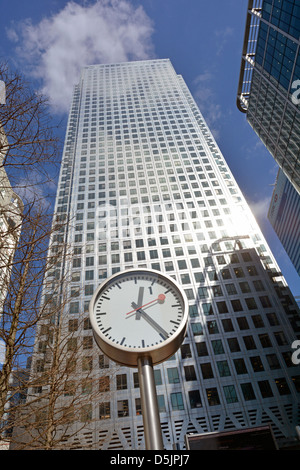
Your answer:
89;268;188;367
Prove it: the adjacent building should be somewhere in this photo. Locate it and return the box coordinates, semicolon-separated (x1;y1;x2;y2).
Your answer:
26;59;300;450
268;169;300;275
237;0;300;195
0;127;23;315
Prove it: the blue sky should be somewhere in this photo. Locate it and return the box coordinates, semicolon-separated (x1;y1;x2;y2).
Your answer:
0;0;299;295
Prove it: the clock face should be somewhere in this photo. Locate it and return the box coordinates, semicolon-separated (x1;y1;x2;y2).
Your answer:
89;269;188;366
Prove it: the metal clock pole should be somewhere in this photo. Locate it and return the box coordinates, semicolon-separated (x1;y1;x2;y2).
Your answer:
137;356;164;450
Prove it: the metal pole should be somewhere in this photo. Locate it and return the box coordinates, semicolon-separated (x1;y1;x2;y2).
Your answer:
137;356;164;450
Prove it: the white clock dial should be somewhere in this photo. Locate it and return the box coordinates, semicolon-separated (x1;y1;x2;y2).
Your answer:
89;269;188;367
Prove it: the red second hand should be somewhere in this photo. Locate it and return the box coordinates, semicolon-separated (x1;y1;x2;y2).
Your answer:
125;294;165;316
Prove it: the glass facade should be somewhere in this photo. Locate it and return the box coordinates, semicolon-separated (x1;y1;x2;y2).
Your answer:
27;59;300;450
268;169;300;275
237;0;300;194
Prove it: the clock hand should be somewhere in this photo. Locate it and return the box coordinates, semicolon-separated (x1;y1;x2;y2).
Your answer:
131;302;169;340
125;294;166;316
136;286;144;320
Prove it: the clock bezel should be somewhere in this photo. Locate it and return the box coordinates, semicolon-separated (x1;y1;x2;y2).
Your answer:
89;268;188;367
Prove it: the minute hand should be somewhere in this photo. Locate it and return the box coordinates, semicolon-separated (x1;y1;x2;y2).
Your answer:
131;302;169;340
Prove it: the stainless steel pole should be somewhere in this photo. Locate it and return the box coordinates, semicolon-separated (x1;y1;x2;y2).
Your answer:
137;356;164;450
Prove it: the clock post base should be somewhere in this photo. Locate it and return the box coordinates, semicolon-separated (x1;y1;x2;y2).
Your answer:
137;356;164;450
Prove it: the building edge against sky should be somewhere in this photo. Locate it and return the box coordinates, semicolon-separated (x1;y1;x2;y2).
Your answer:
19;58;300;450
236;0;300;283
268;169;300;276
236;0;300;195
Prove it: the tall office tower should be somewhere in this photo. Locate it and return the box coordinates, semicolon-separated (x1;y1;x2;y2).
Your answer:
28;59;300;450
237;0;300;195
268;169;300;275
0;127;23;314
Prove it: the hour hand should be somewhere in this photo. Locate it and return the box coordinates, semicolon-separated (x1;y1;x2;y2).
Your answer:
136;286;144;320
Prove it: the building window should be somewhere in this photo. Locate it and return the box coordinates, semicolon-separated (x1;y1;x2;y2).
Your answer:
181;343;192;359
216;301;228;314
184;288;194;300
225;283;237;295
266;353;280;370
83;336;93;349
211;339;224;355
201;362;214;379
243;335;256;350
99;355;109;369
82;356;93;372
69;319;78;332
250;356;264;372
227;338;241;352
275;378;291;396
196;341;208;356
202;303;213;316
116;374;127;390
81;404;92;422
212;285;223;297
252;314;265;328
191;322;203;336
135;398;142;416
253;280;264;291
188;390;202;409
165;261;174;271
197;285;209;298
221;268;231;280
247;266;258;276
234;267;244;278
73;258;81;268
217;360;231;377
239;281;251;293
233;358;247;375
85;284;94;296
274;331;288;346
157;395;166;413
258;380;273;398
231;299;243;312
259;333;272;348
167;367;180;384
266;312;279;326
189;305;198;318
99;402;110;420
223;385;238;403
222;318;234;332
240;383;256;401
207;320;219;334
259;295;272;308
117;400;129;417
170;392;184;410
85;270;94;280
237;317;249;330
184;365;197;381
99;376;110;392
206;387;220;406
245;297;258;310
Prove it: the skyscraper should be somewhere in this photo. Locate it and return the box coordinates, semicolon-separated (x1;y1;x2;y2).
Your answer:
268;169;300;275
28;59;300;450
0;126;23;314
237;0;300;195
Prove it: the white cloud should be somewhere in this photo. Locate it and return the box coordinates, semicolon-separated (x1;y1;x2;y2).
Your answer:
192;71;222;139
214;26;234;56
14;169;57;210
8;0;155;114
249;196;271;221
